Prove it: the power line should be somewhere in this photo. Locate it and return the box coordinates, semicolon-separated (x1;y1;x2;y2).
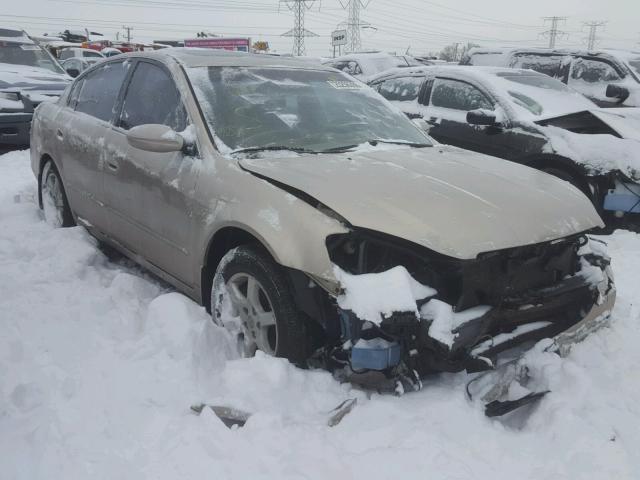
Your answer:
583;20;606;50
280;0;318;56
541;16;568;48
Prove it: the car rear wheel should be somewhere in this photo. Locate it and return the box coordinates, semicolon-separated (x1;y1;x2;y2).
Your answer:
211;245;309;363
40;160;74;228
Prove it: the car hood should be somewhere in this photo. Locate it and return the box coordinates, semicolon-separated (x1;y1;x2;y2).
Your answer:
0;62;70;95
239;146;603;259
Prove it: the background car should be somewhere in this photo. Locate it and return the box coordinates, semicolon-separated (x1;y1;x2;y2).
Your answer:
60;57;91;77
30;49;613;408
460;47;640;108
323;52;421;82
369;65;640;230
58;47;105;64
0;27;71;150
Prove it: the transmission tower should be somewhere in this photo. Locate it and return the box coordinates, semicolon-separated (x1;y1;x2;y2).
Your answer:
339;0;372;53
583;21;607;50
280;0;318;56
541;16;568;48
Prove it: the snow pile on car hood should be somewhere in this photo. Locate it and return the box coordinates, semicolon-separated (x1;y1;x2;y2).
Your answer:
542;125;640;180
334;265;436;324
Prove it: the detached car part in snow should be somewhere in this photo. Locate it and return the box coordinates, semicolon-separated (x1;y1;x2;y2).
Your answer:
30;48;613;417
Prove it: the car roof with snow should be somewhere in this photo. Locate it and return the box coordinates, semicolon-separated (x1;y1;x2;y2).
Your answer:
368;64;549;84
120;47;337;70
462;46;640;69
0;27;34;44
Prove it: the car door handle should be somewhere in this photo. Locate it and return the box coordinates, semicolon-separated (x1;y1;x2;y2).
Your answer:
106;161;119;171
56;129;64;140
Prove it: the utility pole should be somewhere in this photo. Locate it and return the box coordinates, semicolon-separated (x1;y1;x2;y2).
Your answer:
339;0;372;53
280;0;318;56
583;21;606;50
122;25;133;43
541;16;567;48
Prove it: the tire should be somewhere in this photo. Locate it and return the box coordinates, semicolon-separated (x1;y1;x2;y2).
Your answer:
40;160;75;228
211;245;310;363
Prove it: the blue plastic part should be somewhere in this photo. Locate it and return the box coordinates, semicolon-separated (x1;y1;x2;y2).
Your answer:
339;310;361;341
351;342;401;371
603;193;640;213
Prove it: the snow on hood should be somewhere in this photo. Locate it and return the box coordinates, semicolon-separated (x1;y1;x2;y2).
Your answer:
542;125;640;181
239;146;603;259
0;62;70;92
539;108;640;181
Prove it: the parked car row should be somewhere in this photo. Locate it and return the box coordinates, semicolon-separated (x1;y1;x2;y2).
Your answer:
30;48;616;413
369;65;640;231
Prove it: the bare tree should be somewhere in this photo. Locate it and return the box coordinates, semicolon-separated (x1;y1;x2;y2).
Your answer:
439;42;480;62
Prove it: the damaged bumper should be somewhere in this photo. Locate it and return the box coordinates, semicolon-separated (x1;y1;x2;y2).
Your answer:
328;237;615;408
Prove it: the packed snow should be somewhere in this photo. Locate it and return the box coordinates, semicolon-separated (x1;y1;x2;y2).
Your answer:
3;149;640;479
334;265;436;325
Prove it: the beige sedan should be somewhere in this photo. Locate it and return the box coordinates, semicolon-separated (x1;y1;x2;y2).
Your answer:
30;49;614;397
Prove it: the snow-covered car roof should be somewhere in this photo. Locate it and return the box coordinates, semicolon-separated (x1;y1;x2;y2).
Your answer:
121;47;338;70
462;46;640;74
0;27;33;45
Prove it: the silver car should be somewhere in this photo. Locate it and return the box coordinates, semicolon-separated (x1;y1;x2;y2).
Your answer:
30;49;615;408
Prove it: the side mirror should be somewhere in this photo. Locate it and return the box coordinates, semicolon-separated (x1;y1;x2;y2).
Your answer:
466;109;497;126
65;68;80;78
606;84;629;101
126;124;184;153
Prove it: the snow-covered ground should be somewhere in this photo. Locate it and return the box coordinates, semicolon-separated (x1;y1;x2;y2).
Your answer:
2;148;640;479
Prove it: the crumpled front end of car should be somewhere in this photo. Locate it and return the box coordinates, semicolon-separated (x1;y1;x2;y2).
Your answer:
316;231;615;412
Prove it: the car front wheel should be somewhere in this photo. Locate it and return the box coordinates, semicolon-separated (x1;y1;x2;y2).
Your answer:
211;245;310;363
40;160;74;228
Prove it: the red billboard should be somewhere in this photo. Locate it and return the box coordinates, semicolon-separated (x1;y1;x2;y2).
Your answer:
184;37;251;52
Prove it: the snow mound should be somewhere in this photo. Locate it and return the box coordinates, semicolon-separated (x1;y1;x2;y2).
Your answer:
3;150;640;479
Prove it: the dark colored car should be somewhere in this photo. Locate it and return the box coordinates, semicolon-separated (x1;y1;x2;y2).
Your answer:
369;65;640;231
0;27;71;150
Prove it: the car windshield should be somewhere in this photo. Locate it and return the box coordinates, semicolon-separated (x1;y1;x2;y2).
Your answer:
188;66;432;153
494;71;596;116
0;42;64;74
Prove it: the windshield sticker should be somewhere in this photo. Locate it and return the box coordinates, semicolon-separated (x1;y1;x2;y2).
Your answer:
327;80;363;90
20;45;40;50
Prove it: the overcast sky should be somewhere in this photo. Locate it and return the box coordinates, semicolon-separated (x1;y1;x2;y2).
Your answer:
2;0;638;56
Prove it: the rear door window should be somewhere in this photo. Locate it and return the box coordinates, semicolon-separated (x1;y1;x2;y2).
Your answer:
118;61;187;131
74;61;129;122
377;76;425;102
67;78;84;108
430;78;493;111
330;61;362;76
510;53;568;79
570;57;621;83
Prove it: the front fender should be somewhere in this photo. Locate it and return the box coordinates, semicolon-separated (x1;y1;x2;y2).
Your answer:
194;166;350;286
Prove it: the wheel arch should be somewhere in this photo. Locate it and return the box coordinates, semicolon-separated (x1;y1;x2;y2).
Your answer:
520;153;594;191
200;224;277;312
